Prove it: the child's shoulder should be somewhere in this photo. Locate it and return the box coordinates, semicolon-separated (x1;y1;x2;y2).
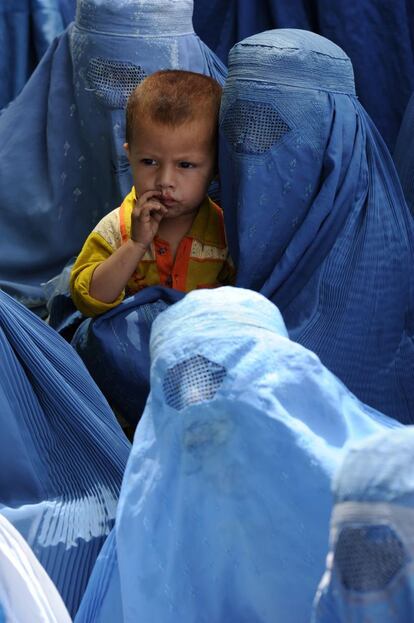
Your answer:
92;190;135;246
91;198;130;251
90;206;122;250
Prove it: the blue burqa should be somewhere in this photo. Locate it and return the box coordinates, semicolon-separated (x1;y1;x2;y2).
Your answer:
313;426;414;622
219;29;414;424
394;92;414;215
0;0;226;315
75;287;398;623
72;286;184;427
193;0;414;149
0;0;74;110
0;289;130;616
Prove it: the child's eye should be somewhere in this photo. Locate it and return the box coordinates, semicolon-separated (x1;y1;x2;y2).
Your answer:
179;161;195;169
141;158;157;166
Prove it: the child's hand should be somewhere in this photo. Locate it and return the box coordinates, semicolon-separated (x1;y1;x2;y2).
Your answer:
130;190;168;248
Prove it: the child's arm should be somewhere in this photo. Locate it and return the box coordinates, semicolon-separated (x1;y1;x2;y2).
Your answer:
89;190;167;303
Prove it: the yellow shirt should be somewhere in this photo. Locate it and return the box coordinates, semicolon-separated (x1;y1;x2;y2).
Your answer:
70;188;235;317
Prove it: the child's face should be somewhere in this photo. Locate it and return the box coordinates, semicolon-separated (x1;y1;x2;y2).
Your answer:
124;116;216;221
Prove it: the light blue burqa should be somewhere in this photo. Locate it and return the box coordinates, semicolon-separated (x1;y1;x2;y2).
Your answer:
219;29;414;423
0;290;130;616
76;287;398;623
0;0;226;315
313;426;414;622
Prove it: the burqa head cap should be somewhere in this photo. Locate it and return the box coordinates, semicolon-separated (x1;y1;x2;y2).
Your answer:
150;285;288;359
76;0;194;36
227;29;355;94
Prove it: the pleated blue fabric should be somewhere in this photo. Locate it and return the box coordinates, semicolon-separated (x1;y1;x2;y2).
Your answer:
394;92;414;216
72;286;185;426
193;0;414;149
0;0;226;316
0;0;72;110
219;29;414;423
313;426;414;622
0;514;71;622
0;289;130;616
75;286;399;623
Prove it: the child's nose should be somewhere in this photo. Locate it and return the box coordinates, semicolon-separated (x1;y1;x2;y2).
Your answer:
156;165;175;189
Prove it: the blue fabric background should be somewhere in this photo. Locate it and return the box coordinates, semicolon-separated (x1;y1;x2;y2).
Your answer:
394;92;414;215
193;0;414;150
0;0;74;109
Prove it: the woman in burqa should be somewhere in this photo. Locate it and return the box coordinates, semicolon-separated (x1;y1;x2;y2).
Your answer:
0;0;226;316
313;426;414;623
75;287;398;623
219;29;414;423
0;290;130;616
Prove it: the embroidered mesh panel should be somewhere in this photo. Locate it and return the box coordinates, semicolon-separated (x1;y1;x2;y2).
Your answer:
86;58;147;108
163;355;226;411
222;99;291;155
334;525;407;592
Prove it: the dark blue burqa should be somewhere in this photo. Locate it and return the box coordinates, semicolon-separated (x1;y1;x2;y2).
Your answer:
0;289;130;616
193;0;414;149
0;0;226;315
394;92;414;216
72;287;185;427
0;0;75;109
219;29;414;423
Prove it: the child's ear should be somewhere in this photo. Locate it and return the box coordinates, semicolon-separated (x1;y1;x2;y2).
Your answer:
123;142;130;159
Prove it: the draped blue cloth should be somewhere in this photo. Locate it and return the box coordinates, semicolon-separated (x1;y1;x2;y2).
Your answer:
193;0;312;65
72;286;184;426
0;0;74;110
75;286;399;623
57;0;76;26
193;0;414;149
394;92;414;216
0;514;71;622
313;426;414;622
219;29;414;424
0;0;226;316
0;289;130;616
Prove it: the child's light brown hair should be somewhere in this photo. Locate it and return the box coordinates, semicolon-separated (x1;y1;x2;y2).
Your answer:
125;70;222;144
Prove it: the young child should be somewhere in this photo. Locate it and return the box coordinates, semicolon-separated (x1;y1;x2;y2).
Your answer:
70;70;234;317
